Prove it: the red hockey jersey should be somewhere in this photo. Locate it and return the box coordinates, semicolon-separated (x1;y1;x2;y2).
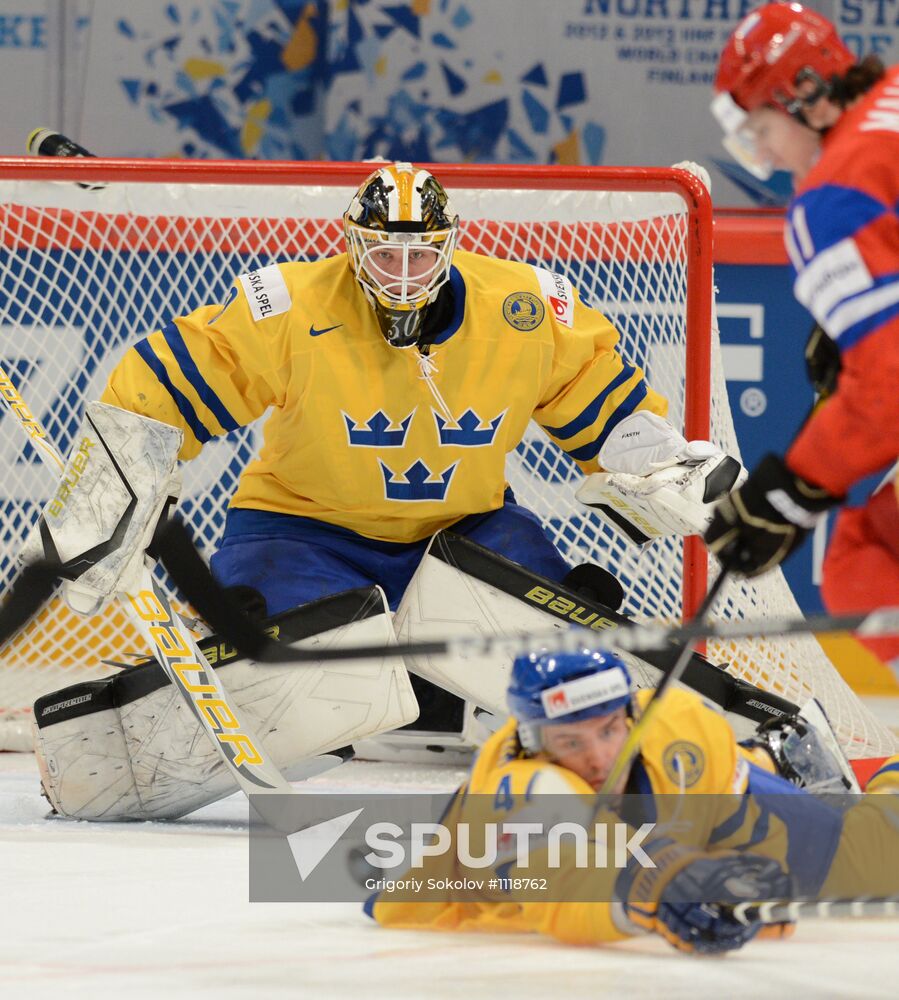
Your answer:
785;66;899;496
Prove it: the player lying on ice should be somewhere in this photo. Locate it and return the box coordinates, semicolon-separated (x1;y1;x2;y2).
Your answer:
367;648;899;955
23;162;750;819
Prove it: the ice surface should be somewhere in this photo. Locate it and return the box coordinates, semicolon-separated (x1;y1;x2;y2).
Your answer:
2;753;898;1000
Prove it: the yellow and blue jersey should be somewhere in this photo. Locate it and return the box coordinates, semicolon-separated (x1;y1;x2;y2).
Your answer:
102;250;667;543
369;688;899;947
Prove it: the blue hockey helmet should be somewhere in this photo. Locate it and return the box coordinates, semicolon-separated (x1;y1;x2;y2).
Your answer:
507;649;632;753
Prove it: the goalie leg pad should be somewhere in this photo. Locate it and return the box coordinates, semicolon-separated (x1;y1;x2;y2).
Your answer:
33;587;418;820
394;532;800;741
394;532;625;715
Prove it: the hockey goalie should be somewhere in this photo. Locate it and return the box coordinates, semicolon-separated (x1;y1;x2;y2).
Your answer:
21;161;748;821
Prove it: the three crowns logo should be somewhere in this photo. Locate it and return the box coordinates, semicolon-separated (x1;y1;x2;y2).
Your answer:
344;407;504;503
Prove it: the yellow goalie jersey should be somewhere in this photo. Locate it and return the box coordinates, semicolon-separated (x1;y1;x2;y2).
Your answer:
102;250;667;543
369;688;899;947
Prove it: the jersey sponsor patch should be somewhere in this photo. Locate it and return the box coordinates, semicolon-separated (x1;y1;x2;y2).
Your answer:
502;291;544;331
662;740;705;788
239;264;291;323
540;667;629;719
793;237;873;329
532;266;574;328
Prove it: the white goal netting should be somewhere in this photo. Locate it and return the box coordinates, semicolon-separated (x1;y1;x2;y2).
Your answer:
0;161;894;758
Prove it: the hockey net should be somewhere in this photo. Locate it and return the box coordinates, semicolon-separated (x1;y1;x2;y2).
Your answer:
0;159;894;759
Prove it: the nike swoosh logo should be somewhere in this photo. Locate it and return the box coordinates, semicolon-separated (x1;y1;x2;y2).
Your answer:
310;323;343;337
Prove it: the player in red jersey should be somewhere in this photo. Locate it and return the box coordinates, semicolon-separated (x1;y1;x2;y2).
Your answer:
706;3;899;674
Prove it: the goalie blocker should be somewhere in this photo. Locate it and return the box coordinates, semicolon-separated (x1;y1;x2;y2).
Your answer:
20;401;182;616
33;587;417;821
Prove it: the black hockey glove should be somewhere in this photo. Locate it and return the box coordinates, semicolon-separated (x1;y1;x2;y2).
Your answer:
704;453;841;578
636;854;793;955
620;840;794;955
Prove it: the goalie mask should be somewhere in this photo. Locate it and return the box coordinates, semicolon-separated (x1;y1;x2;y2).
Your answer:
712;3;854;179
344;162;459;349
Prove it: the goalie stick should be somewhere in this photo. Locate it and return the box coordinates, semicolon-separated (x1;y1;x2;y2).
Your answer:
0;360;310;827
152;517;899;664
0;560;61;647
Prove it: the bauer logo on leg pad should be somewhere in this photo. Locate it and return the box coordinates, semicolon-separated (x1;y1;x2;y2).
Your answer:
524;585;619;631
48;437;95;518
129;587;271;782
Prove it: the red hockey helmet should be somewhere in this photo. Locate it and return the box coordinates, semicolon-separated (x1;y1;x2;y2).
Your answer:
715;2;854;115
711;3;854;178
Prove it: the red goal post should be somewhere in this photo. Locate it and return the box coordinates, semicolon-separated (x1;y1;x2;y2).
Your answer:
0;158;893;761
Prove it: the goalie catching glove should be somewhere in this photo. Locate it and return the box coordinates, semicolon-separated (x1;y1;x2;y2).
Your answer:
576;411;745;545
20;402;182;616
704;453;841;578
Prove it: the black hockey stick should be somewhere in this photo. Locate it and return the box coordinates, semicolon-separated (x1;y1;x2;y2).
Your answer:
0;560;61;647
597;565;730;794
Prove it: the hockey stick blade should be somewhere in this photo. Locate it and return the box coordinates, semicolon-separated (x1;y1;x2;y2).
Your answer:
155;518;899;664
0;560;61;647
